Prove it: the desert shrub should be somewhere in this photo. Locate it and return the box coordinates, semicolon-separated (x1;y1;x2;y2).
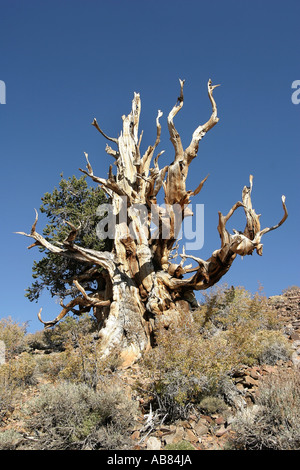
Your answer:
199;396;228;415
0;317;28;359
282;285;299;294
0;429;24;450
25;313;98;354
196;285;288;366
0;352;37;389
25;329;49;351
143;285;288;421
34;313;98;352
48;337;100;388
26;314;120;388
39;329;121;387
223;325;291;366
231;370;300;450
0;352;37;423
24;381;138;450
197;284;282;332
254;330;292;365
0;379;15;424
164;440;196;450
143;313;239;421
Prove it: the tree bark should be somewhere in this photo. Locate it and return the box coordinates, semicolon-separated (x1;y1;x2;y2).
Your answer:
17;79;288;366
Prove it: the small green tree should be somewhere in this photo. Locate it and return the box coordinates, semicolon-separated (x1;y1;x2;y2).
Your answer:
25;175;111;326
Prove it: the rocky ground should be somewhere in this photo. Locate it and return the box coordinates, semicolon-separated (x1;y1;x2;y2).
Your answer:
126;361;297;450
127;287;300;450
1;287;299;451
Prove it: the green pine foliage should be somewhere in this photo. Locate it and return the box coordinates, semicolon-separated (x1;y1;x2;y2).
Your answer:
25;175;111;302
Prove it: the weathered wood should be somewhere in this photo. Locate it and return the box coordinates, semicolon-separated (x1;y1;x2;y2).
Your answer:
18;80;288;365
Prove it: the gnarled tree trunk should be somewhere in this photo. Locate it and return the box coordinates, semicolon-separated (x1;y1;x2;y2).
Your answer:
18;79;288;366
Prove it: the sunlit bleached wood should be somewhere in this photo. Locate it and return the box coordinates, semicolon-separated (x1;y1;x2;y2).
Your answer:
18;81;288;365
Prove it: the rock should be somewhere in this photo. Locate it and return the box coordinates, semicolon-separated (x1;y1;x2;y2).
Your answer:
185;429;198;443
244;375;258;387
236;383;244;392
291;351;300;367
215;416;225;425
173;426;186;443
164;433;176;446
232;367;247;377
221;378;247;410
268;288;300;334
215;425;227;437
290;332;300;341
147;436;161;450
262;365;276;374
180;420;192;429
131;430;140;440
249;369;260;380
159;426;172;434
191;420;209;436
245;395;255;406
200;415;214;424
234;377;244;384
163;425;186;446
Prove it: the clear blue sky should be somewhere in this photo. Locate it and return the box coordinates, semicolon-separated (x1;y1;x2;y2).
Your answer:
0;0;299;332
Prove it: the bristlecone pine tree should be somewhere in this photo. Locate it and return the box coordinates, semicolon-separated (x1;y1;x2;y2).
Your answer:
17;79;288;365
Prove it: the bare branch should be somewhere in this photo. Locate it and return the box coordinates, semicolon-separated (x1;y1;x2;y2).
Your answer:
63;220;82;245
73;280;110;307
152;165;168;198
189;174;209;197
64;266;99;285
154;150;165;169
79;153;127;197
167;79;185;159
115;92;142;188
217;201;244;247
84;152;93;175
258;195;288;237
161;172;288;293
154;109;163;149
241;174;261;240
16;210;116;276
31;208;39;233
105;144;119;159
138;130;144;149
140;110;164;177
37;297;88;328
37;281;111;329
185;79;220;163
92;118;118;144
131;91;142;144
